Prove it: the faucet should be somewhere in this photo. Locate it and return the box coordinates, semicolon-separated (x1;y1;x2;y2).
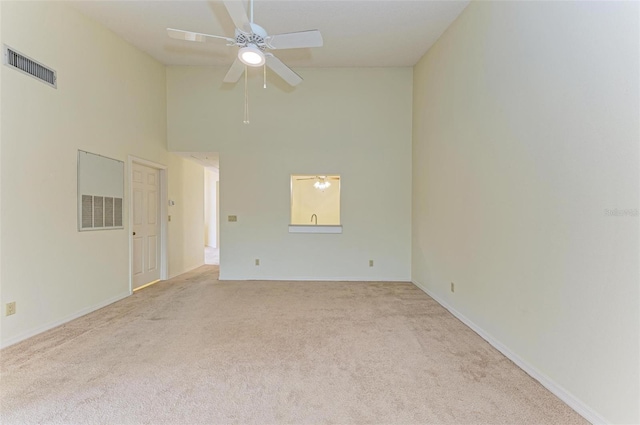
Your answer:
311;214;318;225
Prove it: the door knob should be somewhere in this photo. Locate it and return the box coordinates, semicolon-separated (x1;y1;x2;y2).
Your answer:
133;232;136;236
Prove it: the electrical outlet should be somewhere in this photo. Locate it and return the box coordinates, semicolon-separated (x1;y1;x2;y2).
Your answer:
255;259;260;266
369;260;374;267
228;215;237;222
6;302;16;316
450;282;455;293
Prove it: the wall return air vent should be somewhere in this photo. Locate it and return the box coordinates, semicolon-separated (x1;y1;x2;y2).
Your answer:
3;44;57;88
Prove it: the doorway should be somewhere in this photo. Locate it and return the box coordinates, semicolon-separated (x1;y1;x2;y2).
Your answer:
129;156;168;291
173;152;219;266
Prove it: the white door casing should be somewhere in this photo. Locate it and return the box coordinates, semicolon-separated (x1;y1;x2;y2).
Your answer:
132;162;161;289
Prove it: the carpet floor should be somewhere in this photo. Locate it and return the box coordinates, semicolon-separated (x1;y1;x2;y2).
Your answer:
0;266;586;424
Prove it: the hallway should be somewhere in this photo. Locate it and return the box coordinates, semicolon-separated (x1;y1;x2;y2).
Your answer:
205;246;219;265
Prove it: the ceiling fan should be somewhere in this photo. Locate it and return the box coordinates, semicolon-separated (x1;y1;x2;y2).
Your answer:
167;0;323;87
297;175;340;190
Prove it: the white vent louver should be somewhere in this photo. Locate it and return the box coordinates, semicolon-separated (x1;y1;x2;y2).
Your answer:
114;198;123;227
93;196;104;228
81;195;93;229
3;44;57;88
81;195;123;230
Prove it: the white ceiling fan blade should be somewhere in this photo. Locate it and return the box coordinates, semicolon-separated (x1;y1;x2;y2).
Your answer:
266;55;302;86
267;30;323;49
167;28;234;44
223;58;245;83
223;0;251;33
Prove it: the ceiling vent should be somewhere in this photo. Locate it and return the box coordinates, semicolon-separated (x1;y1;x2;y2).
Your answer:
3;44;57;88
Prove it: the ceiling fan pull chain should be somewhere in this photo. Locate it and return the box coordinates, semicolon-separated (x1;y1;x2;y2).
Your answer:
263;65;267;89
243;66;250;124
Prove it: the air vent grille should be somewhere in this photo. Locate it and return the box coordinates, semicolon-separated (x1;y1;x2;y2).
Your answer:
81;195;123;230
3;44;57;88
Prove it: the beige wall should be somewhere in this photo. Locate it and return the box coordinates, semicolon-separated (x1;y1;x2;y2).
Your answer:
0;1;204;346
168;67;412;281
412;1;639;423
167;155;205;276
204;168;219;248
0;2;3;329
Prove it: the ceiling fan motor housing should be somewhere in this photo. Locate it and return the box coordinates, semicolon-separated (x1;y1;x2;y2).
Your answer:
235;24;267;50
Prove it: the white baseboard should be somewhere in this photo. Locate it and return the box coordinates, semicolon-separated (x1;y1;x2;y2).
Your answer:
0;291;131;349
168;262;206;279
411;280;608;425
218;274;411;282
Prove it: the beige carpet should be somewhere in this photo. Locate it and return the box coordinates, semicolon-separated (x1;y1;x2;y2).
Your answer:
0;266;586;424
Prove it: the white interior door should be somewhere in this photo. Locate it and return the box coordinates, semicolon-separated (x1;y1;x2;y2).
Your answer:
132;163;161;289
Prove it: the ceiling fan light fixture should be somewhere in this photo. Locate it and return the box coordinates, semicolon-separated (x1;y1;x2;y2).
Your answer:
314;180;331;190
238;44;265;67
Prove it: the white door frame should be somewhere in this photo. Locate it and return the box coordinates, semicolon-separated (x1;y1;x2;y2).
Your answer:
128;155;168;292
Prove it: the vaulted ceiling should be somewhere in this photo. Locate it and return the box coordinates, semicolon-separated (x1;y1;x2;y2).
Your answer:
69;0;470;68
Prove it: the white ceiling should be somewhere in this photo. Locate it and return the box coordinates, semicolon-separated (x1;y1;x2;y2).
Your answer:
69;0;470;67
176;152;220;169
